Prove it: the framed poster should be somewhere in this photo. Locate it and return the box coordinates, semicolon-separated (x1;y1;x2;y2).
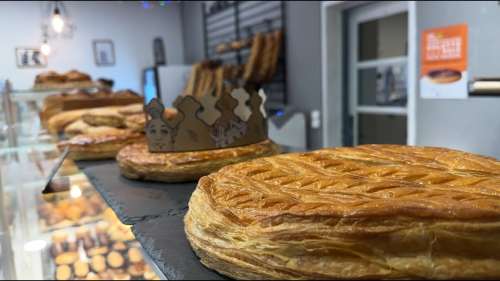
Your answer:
420;23;468;99
93;39;115;66
15;47;47;68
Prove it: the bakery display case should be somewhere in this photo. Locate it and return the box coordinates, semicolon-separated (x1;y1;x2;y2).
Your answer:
0;82;163;280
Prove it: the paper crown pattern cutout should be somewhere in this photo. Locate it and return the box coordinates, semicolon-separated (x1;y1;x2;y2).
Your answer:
145;88;268;152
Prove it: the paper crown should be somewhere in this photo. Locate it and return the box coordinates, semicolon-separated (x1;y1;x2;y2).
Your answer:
145;87;268;152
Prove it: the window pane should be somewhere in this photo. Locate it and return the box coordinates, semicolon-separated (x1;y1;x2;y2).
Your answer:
358;13;408;61
358;65;407;106
358;114;406;144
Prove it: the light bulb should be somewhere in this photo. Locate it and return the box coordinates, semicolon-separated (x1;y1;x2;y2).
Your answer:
51;8;65;33
41;41;51;56
70;184;82;198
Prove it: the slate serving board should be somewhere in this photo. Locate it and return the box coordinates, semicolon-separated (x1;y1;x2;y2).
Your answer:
79;160;227;280
133;213;227;280
75;145;304;280
81;160;197;225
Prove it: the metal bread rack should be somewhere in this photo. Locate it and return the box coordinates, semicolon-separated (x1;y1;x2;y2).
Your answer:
203;1;288;108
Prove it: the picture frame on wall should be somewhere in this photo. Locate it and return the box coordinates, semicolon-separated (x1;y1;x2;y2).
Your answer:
15;47;47;68
93;39;115;66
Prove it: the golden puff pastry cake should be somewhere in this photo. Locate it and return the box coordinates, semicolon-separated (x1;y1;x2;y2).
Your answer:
116;140;280;183
82;107;125;128
185;144;500;280
58;130;144;161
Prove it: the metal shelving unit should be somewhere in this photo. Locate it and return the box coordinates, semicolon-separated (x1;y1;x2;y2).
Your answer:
203;1;288;108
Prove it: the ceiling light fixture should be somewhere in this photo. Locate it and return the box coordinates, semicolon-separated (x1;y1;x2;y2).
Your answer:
40;40;51;56
51;2;65;33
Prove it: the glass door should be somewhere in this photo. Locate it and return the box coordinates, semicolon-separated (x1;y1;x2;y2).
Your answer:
347;2;409;145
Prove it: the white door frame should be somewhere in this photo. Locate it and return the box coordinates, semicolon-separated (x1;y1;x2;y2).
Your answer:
348;1;408;145
321;1;417;147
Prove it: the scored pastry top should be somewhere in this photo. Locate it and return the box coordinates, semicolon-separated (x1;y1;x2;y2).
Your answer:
198;144;500;223
117;140;278;168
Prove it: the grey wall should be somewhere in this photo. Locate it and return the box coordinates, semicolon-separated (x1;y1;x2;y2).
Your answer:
180;1;323;149
0;1;184;91
285;1;323;149
181;1;205;63
416;1;500;158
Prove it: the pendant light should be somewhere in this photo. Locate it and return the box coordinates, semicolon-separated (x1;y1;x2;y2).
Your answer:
40;29;51;56
41;40;51;56
51;2;65;33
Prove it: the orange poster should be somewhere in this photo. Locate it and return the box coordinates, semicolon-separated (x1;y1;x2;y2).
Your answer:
420;24;468;99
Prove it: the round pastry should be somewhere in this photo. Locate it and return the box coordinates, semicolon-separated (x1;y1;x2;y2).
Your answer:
185;144;500;279
87;246;109;257
64;205;83;221
143;266;157;280
38;203;54;218
98;272;113;280
127;247;143;264
91;255;107;273
67;237;78;252
127;262;146;279
85;272;101;280
75;226;90;239
113;272;131;280
117;139;280;183
51;231;68;243
57;131;145;161
46;211;65;226
83;203;100;217
55;252;79;266
65;70;92;82
55;265;72;280
427;68;462;84
107;251;125;269
74;261;90;278
111;241;128;252
95;221;111;246
51;231;69;256
76;226;95;250
36;71;67;84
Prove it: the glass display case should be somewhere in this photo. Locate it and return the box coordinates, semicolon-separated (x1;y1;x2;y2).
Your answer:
0;81;162;280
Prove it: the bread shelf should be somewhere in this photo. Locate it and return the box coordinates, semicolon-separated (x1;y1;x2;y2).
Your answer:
10;84;102;103
203;1;288;106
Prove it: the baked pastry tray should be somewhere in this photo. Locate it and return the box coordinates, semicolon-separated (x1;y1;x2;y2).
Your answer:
77;160;226;279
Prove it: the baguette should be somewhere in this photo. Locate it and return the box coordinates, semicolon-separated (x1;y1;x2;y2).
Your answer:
265;29;283;82
243;33;265;83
